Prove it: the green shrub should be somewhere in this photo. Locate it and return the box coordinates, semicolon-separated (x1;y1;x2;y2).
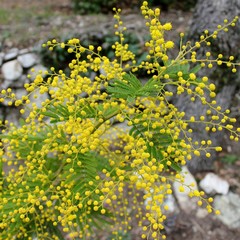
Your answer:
71;0;197;14
221;154;238;164
150;0;198;10
72;0;117;14
0;1;239;239
40;32;148;76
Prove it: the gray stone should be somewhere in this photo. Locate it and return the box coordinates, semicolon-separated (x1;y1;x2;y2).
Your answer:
0;108;3;120
0;75;29;89
12;75;29;88
199;173;229;195
54;16;63;26
29;89;49;108
178;17;185;23
19;48;32;55
27;64;48;81
163;194;179;213
5;108;21;127
2;60;23;81
14;88;27;100
1;88;26;108
196;208;208;218
0;79;13;89
4;48;19;61
0;52;4;66
214;192;240;228
17;53;38;68
22;89;49;119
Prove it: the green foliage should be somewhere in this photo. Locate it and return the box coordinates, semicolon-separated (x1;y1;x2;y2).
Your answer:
0;122;113;239
40;32;147;76
0;1;240;239
71;0;197;14
162;60;202;80
107;73;160;101
39;40;75;75
0;8;10;24
72;0;117;14
221;154;239;164
159;0;197;11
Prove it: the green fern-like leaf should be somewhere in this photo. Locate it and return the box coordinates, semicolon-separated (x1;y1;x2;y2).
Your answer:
129;118;182;172
162;60;201;81
39;101;98;123
107;73;161;101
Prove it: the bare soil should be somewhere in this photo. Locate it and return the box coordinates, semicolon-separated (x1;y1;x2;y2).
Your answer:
0;0;192;50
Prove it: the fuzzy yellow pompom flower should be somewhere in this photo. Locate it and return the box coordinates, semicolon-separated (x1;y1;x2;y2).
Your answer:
165;40;174;49
163;22;172;30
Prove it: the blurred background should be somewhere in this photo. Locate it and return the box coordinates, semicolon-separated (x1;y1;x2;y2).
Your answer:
0;0;197;49
0;0;240;239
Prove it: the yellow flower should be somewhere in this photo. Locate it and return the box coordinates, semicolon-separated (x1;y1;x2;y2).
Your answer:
163;22;172;30
165;41;174;49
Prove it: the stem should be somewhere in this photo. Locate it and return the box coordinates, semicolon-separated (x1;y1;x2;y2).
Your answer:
91;108;120;134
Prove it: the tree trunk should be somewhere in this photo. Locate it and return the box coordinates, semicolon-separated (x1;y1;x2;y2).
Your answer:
188;0;240;55
173;0;240;173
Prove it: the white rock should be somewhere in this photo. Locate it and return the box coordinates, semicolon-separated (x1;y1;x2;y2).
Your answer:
163;194;178;213
22;88;49;119
0;75;29;89
173;166;198;212
142;187;179;214
29;89;49;108
214;192;240;228
17;53;38;68
2;60;23;81
27;64;48;81
19;48;33;55
199;173;229;195
4;48;19;61
14;88;27;100
196;208;208;218
12;75;29;88
0;79;13;90
5;108;21;127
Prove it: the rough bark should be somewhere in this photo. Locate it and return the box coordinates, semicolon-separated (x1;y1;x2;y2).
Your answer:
173;0;240;173
189;0;240;55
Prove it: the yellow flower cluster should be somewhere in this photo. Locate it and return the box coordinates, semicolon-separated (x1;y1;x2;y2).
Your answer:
141;1;174;63
1;1;240;239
